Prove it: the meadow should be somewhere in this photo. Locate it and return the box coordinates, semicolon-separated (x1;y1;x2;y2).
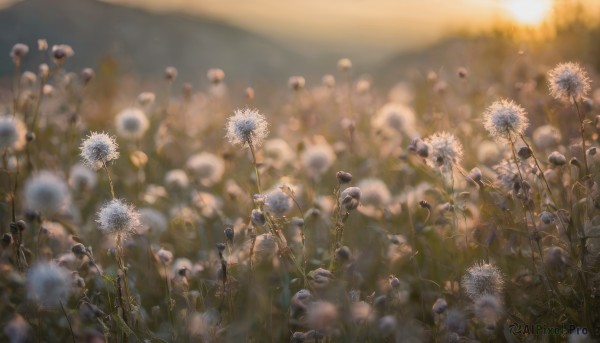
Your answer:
1;20;600;343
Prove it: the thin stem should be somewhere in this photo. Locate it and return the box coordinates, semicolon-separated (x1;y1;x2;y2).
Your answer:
163;262;176;341
247;138;261;194
102;161;115;199
573;97;589;177
59;300;76;343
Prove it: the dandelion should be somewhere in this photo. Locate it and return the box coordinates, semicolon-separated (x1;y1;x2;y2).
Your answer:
115;107;150;140
264;187;293;216
68;163;98;191
264;138;295;169
483;99;529;142
24;171;69;215
462;262;504;300
532;124;561;150
372;102;416;138
0;115;26;151
27;262;71;308
301;143;336;179
474;295;503;330
548;62;591;102
424;132;463;171
225;108;269;148
80;132;119;170
356;178;390;211
164;169;190;191
96;199;140;237
186;152;225;187
138;208;168;235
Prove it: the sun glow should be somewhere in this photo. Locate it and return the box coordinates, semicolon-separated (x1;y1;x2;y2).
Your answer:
504;0;552;25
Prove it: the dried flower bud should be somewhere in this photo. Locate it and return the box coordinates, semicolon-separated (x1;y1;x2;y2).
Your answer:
216;243;226;253
251;209;266;226
548;151;566;166
335;246;351;261
517;146;532;159
419;200;431;210
71;243;87;258
224;227;234;241
336;171;353;184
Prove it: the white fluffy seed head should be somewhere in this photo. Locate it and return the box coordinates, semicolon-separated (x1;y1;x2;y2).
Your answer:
424;132;463;171
115;107;149;140
462;262;504;300
68;163;98;192
80;132;119;170
0;115;26;151
165;169;190;191
225;108;269;148
24;171;69;215
372;102;416;137
483;99;529;142
138;208;168;235
27;262;71;308
186;152;225;187
532;124;562;150
264;138;295;169
264;188;293;216
301;143;336;179
96;199;140;236
548;62;591;102
356;178;390;208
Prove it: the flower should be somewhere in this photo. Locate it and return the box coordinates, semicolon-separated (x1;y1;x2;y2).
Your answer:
24;171;69;215
483;99;529;141
96;199;140;236
301;143;336;179
80;132;119;170
424;132;463;170
186;152;225;187
68;163;98;191
115;107;150;140
340;186;361;211
27;263;71;308
372;102;416;138
548;62;591;102
225;108;269;148
462;262;504;300
0;115;26;151
264;188;293;216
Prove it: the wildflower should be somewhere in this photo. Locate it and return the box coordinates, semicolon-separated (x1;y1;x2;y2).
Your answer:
68;163;98;191
80;132;120;170
115;107;149;140
340;186;361;211
548;151;567;166
462;262;504;300
336;171;353;184
27;263;71;308
483;99;529;141
372;102;416;137
253;233;277;263
4;314;31;343
81;68;95;85
532;124;561;150
51;44;74;64
263;138;295;169
164;169;189;191
306;301;338;334
264;187;293;216
288;76;305;91
0;115;26;151
251;209;266;226
186;152;225;187
301;143;336;179
96;199;140;236
378;316;397;337
138;208;168;235
10;43;29;64
544;246;569;279
424;132;463;171
24;171;69;215
207;68;225;84
432;298;448;315
157;248;174;264
548;62;591;102
225;108;269;148
322;74;335;88
165;66;178;81
337;58;352;71
474;295;503;331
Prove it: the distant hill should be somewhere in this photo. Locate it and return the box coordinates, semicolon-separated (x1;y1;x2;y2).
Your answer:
0;0;311;86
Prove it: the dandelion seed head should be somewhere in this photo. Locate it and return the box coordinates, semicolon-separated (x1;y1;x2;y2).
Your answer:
165;66;178;81
462;262;504;300
51;44;74;63
474;295;503;330
115;107;149;140
264;138;295;169
483;99;529;141
225;108;269;148
138;208;168;235
24;171;69;215
337;58;352;71
532;124;562;150
80;132;119;170
548;62;591;101
165;169;190;191
372;102;416;137
27;262;71;308
10;43;29;62
68;163;97;192
96;199;140;236
186;152;224;187
301;143;336;179
356;178;390;209
264;188;293;216
424;132;463;170
0;115;26;151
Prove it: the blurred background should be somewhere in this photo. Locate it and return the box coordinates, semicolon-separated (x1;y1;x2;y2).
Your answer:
1;0;599;90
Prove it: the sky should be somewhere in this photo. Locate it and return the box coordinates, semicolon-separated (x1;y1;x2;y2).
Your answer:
3;0;600;63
